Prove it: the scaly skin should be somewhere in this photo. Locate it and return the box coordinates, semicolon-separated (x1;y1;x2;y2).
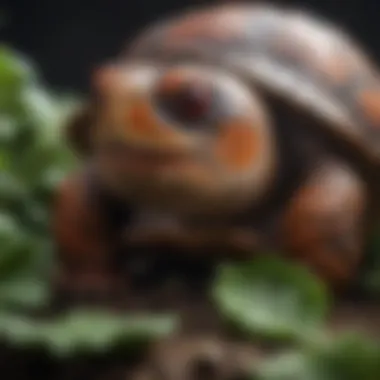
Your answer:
53;3;380;301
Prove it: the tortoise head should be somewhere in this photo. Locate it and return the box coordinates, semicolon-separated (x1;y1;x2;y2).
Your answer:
68;62;278;217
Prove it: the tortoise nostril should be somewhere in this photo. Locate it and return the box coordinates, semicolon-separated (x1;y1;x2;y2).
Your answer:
188;356;220;380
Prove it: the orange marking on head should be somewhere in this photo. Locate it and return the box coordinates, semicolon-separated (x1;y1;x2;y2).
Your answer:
358;89;380;127
125;98;186;147
127;99;161;137
214;121;261;171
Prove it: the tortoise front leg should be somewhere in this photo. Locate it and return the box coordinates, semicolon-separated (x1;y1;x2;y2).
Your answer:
52;171;127;305
278;160;369;290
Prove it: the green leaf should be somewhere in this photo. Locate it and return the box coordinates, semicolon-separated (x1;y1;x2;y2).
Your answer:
0;310;179;357
0;213;27;274
0;213;44;281
0;45;37;113
0;172;29;210
0;277;50;310
0;115;19;144
15;199;50;234
212;257;330;343
0;313;46;347
256;351;319;380
0;45;35;84
43;310;179;357
21;85;58;131
257;334;380;380
0;148;10;171
0;45;81;318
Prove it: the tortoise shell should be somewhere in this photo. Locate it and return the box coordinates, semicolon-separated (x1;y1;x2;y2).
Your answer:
124;3;380;179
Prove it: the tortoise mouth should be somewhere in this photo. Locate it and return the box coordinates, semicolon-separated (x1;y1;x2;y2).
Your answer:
130;145;195;169
98;141;198;175
126;144;191;164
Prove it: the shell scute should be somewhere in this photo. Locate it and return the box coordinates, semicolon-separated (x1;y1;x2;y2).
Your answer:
127;4;380;167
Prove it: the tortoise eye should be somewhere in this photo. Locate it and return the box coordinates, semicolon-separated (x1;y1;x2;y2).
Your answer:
154;78;214;127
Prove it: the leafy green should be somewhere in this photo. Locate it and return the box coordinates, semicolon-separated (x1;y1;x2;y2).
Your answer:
212;257;330;343
0;310;179;357
257;333;380;380
0;213;37;278
0;45;78;312
0;64;89;319
0;277;50;310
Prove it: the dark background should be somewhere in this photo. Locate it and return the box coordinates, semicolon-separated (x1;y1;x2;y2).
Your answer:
2;0;379;93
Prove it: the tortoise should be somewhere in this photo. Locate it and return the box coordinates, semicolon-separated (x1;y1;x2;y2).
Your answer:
52;2;380;302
